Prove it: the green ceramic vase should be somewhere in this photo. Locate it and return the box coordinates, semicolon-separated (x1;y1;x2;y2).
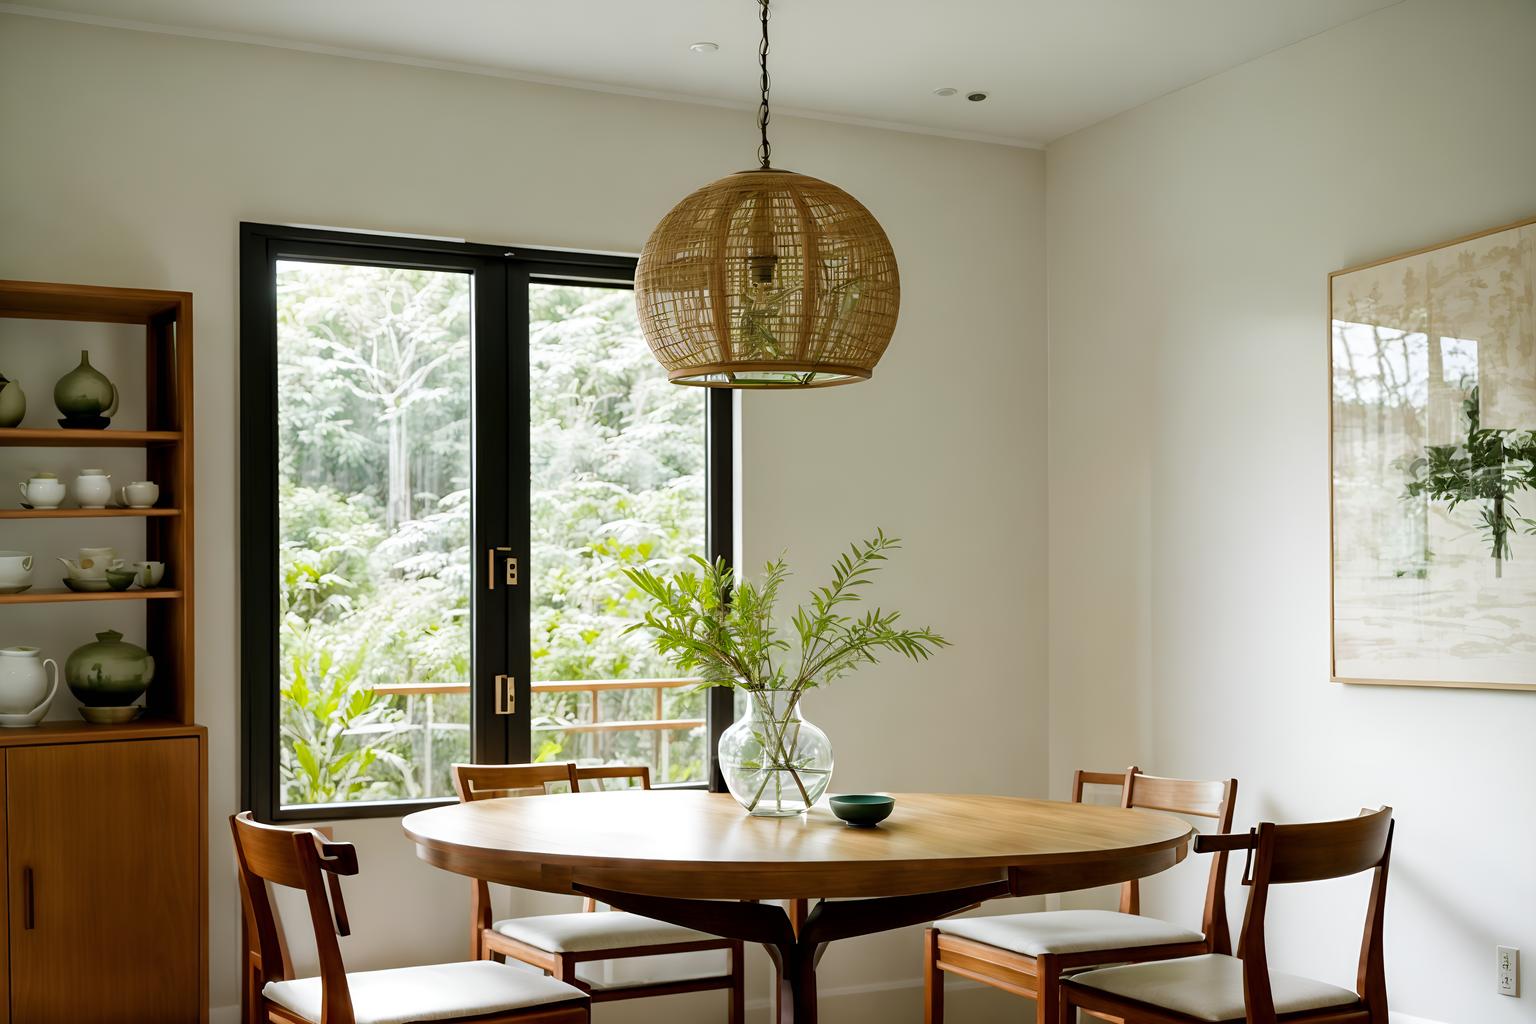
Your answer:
0;373;24;428
65;629;154;707
53;350;118;428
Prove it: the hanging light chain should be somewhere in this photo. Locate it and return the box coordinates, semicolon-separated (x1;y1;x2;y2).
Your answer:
757;0;772;169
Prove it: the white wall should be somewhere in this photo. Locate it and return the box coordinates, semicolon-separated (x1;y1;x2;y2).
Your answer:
1046;1;1536;1021
0;13;1045;1022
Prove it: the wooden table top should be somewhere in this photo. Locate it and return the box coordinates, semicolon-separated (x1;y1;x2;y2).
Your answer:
403;791;1193;900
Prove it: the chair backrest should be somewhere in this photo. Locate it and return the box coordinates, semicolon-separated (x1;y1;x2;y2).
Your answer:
1069;766;1142;924
571;764;652;792
1224;806;1394;1022
451;761;578;802
1123;769;1238;953
451;762;585;944
1071;766;1238;953
231;811;361;1024
1070;767;1134;804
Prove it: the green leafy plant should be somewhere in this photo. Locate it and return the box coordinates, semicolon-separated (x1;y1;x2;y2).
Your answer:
278;622;412;805
1402;384;1536;578
624;529;948;808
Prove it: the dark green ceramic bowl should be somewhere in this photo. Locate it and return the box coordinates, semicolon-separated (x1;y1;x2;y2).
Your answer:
829;794;895;828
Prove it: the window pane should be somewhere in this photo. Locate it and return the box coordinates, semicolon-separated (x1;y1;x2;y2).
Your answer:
528;283;708;785
275;261;472;808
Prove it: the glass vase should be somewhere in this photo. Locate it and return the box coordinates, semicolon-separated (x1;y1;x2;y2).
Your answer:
718;689;833;816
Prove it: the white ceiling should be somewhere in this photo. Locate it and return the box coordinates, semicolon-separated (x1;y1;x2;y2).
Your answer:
3;0;1402;146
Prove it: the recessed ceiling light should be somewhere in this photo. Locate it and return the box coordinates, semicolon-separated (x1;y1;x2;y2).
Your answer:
689;41;719;54
932;87;957;97
967;91;989;102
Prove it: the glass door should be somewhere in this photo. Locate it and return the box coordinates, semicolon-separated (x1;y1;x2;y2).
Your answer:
525;278;711;786
272;257;481;807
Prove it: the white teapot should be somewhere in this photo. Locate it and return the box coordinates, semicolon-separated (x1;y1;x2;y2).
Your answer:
0;647;59;727
18;473;65;510
58;546;122;581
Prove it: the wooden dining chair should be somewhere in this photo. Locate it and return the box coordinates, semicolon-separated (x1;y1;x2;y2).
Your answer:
571;762;652;792
1059;806;1395;1024
925;766;1238;1024
453;762;746;1023
230;811;589;1024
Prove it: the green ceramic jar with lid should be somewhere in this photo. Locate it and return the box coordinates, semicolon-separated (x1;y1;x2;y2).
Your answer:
65;629;154;707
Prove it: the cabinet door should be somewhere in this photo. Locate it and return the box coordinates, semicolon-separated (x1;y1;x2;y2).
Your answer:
8;738;200;1022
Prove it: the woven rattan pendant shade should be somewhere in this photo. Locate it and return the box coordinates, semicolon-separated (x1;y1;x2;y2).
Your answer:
636;168;901;388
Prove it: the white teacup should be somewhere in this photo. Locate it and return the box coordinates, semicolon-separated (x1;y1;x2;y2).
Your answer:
119;481;159;508
18;475;65;509
72;469;112;509
0;551;32;593
132;561;165;588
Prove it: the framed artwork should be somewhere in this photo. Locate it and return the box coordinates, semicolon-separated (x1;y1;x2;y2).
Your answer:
1331;215;1536;690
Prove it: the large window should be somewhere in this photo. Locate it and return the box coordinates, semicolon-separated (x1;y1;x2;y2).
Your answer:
240;224;733;821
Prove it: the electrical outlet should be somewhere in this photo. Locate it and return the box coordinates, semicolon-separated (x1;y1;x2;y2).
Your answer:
1498;945;1519;996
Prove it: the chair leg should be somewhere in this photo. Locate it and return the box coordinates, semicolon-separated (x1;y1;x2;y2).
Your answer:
728;940;746;1024
1057;982;1076;1024
924;928;943;1024
1035;954;1060;1024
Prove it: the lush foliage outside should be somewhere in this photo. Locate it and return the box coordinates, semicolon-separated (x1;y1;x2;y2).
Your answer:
275;263;707;808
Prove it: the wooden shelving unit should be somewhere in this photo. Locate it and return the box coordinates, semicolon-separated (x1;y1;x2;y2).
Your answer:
0;279;196;724
0;279;205;1021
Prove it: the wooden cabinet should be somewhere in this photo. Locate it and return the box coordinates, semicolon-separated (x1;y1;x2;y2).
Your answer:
6;733;204;1022
0;281;205;1019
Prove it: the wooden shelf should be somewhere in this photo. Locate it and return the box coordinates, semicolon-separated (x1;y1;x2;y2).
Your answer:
0;588;182;605
0;428;182;447
0;718;204;748
0;508;181;519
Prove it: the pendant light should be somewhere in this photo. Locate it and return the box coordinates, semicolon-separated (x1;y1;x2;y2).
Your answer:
635;0;901;388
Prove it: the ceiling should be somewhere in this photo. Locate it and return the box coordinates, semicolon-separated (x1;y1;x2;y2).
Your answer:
4;0;1402;146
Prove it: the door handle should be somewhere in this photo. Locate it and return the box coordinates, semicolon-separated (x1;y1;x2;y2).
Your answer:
495;675;515;715
22;867;33;929
487;548;519;590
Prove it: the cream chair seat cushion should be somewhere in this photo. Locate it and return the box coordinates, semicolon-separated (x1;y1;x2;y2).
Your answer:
263;960;583;1024
1070;953;1361;1021
935;909;1203;956
492;911;720;953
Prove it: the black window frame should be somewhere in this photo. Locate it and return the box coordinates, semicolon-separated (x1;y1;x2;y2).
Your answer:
239;222;733;823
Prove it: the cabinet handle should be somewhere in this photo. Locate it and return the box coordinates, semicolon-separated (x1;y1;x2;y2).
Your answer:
22;867;34;929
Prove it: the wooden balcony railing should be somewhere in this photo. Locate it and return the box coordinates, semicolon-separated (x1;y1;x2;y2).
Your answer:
371;677;705;733
370;677;706;786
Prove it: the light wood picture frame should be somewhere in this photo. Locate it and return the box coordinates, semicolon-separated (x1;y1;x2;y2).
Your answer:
1330;215;1536;691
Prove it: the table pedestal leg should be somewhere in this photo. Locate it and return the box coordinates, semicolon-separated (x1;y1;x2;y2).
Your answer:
765;940;821;1024
575;879;1011;1024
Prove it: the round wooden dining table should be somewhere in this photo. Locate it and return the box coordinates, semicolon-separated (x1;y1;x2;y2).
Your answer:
403;791;1192;1024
